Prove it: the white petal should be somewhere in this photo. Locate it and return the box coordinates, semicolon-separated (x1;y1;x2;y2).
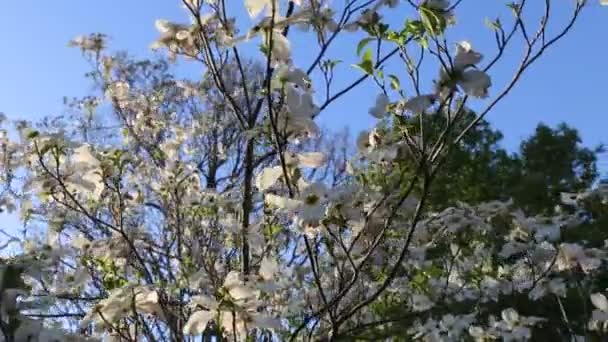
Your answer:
297;204;325;227
369;146;398;163
285;87;304;115
72;233;91;250
402;95;436;113
70;267;91;288
223;271;255;302
69;35;85;46
343;22;359;32
501;308;519;326
220;312;247;339
106;81;130;101
265;194;300;211
560;192;579;206
256;166;284;191
411;294;433;312
248;224;266;255
534;225;560;242
270;30;291;61
369;128;382;148
468;326;485;338
223;271;242;289
150;41;164;50
286;68;310;89
282;151;298;167
286;116;320;140
369;94;389;118
82;170;105;199
176;30;190;40
135;288;159;306
155;19;172;33
135;289;162;317
454;41;483;70
245;0;273;18
580;257;602;273
228;284;255;302
285;86;318;118
47;229;60;246
299;182;327;199
459;70;491;98
73;144;100;169
184;310;214;335
278;67;310;89
250;313;282;331
356;130;371;151
259;257;278;281
297;152;326;168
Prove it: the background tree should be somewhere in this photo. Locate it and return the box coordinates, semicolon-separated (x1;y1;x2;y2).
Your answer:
424;116;600;215
414;109;520;210
512;123;600;215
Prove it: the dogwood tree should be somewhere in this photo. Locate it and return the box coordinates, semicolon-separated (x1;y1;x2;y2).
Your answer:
1;0;606;341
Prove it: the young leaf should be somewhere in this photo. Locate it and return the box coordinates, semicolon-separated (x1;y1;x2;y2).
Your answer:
388;75;401;90
356;38;374;56
352;48;375;75
484;17;502;31
419;7;447;36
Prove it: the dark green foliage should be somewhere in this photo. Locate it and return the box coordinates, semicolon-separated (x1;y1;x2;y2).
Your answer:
424;111;521;210
512;123;600;215
422;115;599;215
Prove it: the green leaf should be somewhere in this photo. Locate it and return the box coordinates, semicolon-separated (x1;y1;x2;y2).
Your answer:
418;36;429;49
362;48;373;64
405;20;426;37
419;6;447;36
507;2;521;15
356;38;374;56
352;48;375;75
485;17;502;31
323;59;343;71
388;75;401;90
152;149;166;161
26;130;39;139
385;30;403;45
